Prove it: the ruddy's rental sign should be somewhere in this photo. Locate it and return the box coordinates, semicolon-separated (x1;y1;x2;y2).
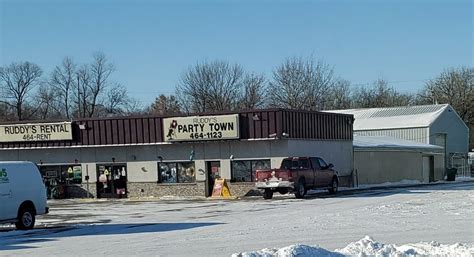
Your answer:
163;114;239;142
0;122;73;142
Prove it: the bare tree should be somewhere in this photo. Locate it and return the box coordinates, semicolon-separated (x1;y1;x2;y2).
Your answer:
268;56;335;110
420;67;474;123
325;79;352;110
87;52;114;117
35;83;62;120
149;94;181;115
0;102;14;121
0;62;43;120
74;65;92;118
176;60;245;113
351;79;413;108
49;57;76;119
102;84;130;115
124;98;144;115
239;73;267;110
419;67;474;150
69;53;115;118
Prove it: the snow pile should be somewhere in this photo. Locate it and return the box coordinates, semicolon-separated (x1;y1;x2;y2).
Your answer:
232;244;343;257
337;236;401;255
356;179;421;189
396;242;474;256
338;236;474;256
233;236;474;257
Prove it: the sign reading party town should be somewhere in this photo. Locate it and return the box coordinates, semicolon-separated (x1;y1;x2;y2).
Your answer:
163;114;239;142
0;122;73;142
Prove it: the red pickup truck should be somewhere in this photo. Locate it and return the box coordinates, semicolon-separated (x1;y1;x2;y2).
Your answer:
255;157;339;199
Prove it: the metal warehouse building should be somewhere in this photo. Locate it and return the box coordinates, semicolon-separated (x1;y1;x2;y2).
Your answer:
353;136;445;185
329;104;470;176
0;109;354;199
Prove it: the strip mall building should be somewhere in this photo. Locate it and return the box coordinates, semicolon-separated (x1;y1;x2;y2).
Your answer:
0;109;354;199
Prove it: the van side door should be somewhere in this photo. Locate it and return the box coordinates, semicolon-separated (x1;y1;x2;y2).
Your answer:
0;166;15;220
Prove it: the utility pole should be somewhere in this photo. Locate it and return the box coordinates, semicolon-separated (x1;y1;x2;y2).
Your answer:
77;75;81;118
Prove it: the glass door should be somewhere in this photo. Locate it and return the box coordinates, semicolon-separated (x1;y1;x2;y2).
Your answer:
96;164;127;198
206;161;221;197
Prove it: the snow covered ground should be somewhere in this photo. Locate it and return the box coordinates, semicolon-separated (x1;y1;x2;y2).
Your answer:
0;182;473;256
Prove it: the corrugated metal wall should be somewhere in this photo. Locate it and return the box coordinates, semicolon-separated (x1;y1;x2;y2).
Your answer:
281;110;353;140
354;127;428;143
0;109;353;149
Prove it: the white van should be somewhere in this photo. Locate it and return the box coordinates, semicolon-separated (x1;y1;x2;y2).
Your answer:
0;161;48;230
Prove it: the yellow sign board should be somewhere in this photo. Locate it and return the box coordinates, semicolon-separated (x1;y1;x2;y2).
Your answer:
0;122;72;142
211;179;232;197
163;114;239;142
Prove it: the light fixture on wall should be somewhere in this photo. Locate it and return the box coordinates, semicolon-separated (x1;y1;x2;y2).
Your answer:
282;132;289;138
78;123;87;130
252;114;260;121
269;133;278;138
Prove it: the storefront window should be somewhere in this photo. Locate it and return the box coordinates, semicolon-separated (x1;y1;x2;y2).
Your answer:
159;163;177;183
39;165;82;185
178;162;195;183
159;162;195;183
69;166;83;184
231;159;271;182
39;164;82;199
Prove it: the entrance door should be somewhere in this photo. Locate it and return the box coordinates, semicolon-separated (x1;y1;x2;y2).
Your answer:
96;164;127;198
423;156;435;182
206;161;221;197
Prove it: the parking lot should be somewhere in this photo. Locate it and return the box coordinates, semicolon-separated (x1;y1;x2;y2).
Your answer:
1;182;473;256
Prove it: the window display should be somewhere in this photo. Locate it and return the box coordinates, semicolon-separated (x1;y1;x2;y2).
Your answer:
39;164;82;199
231;159;270;182
159;162;195;183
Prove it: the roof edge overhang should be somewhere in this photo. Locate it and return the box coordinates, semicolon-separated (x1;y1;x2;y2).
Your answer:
354;147;444;153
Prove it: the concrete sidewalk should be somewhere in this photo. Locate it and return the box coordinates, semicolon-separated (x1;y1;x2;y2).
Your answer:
46;177;474;203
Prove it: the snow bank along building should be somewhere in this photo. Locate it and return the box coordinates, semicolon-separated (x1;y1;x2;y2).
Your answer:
329;104;471;181
0;109;354;199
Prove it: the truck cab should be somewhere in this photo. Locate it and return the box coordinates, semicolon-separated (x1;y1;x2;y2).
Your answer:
255;157;339;199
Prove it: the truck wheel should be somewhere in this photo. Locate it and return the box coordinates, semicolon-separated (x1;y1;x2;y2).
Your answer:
328;178;338;194
263;189;273;200
294;179;306;199
15;206;36;230
278;188;289;195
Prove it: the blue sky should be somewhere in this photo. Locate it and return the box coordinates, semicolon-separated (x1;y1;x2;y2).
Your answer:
1;0;472;105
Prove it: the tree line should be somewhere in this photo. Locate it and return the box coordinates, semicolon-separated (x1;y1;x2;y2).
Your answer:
157;57;473;125
1;54;472;128
0;52;140;122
